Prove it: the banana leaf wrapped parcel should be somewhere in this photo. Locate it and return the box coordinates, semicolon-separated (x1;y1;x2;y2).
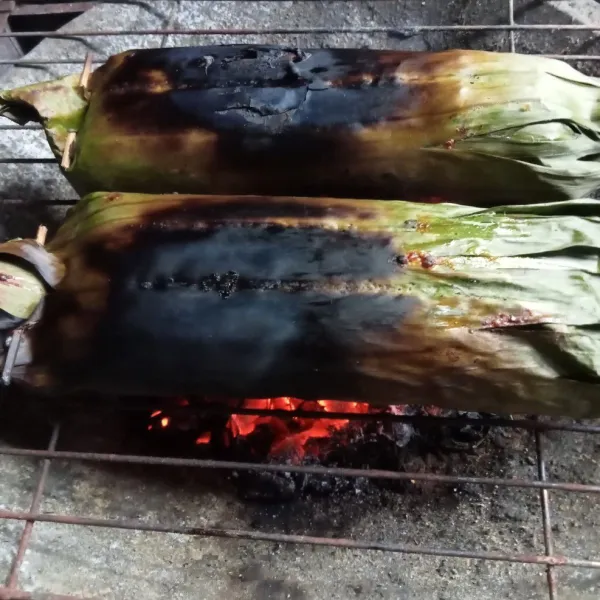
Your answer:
2;45;600;204
2;191;600;418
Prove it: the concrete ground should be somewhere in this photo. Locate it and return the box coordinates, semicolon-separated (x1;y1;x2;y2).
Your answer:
0;2;600;599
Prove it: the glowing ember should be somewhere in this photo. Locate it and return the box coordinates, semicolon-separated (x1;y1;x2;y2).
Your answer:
148;397;390;460
195;432;211;445
228;398;374;458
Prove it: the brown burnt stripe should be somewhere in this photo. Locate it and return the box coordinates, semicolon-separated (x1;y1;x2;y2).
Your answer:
138;194;380;222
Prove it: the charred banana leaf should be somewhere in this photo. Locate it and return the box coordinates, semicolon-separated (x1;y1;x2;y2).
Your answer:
2;45;600;204
2;192;600;418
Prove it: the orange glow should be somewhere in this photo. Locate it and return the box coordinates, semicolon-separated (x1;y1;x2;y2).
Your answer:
148;398;392;460
227;398;373;459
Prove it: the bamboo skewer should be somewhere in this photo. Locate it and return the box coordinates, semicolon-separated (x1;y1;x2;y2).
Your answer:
61;53;93;170
35;225;48;246
60;132;76;169
79;52;93;93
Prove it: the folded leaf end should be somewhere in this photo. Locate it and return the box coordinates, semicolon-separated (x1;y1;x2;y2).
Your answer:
0;73;89;159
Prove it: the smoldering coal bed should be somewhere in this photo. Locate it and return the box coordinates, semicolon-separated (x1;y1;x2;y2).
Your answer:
136;398;498;502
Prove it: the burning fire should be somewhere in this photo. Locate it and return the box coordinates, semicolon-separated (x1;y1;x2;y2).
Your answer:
147;397;383;460
144;398;488;501
229;398;372;458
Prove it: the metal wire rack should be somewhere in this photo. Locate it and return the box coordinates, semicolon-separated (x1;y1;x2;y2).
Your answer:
0;1;600;599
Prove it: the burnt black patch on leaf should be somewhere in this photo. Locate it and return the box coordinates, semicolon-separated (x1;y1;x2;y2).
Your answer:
84;222;401;283
204;132;418;200
79;45;467;201
96;44;413;136
29;218;415;398
36;286;416;399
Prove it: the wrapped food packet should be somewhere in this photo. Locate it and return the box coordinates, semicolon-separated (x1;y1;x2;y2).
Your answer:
1;191;600;418
2;45;600;204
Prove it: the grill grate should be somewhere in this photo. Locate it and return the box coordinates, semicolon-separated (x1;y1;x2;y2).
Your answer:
0;1;600;599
